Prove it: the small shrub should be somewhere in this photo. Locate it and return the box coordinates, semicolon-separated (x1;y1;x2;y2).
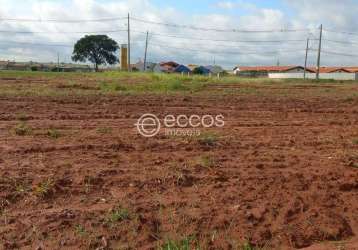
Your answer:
47;129;61;139
75;224;87;236
13;122;32;136
200;155;218;168
343;95;358;103
16;113;28;121
106;206;130;225
100;82;127;92
167;81;189;91
114;84;128;91
96;127;112;134
151;74;162;81
31;66;38;71
349;162;358;168
239;242;255;250
34;179;54;198
15;183;28;195
198;133;218;147
160;236;197;250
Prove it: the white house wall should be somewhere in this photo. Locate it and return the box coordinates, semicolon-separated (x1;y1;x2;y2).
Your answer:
269;73;358;80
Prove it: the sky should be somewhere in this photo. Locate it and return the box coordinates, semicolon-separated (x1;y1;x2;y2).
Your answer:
0;0;358;68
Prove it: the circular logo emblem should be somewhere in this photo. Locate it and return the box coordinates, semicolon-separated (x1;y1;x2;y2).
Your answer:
135;113;161;137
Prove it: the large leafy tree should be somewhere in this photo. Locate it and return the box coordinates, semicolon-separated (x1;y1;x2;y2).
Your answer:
72;35;119;71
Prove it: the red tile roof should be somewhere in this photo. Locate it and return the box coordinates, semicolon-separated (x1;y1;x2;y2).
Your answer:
343;67;358;73
237;66;358;74
159;61;179;68
236;66;315;72
307;67;358;73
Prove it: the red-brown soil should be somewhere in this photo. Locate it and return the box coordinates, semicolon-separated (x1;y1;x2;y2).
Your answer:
0;76;358;250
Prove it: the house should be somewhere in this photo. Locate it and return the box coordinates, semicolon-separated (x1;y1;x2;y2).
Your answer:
192;66;211;75
234;66;315;77
132;61;156;72
6;61;31;71
0;61;9;70
187;64;199;71
234;66;313;74
0;60;92;72
60;63;92;72
344;67;358;73
307;67;358;73
153;61;179;73
205;65;224;74
174;64;191;74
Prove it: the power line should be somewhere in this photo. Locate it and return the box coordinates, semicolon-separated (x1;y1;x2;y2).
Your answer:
321;50;358;58
0;29;128;34
323;28;358;37
311;49;358;58
149;37;307;49
1;39;145;49
323;38;358;46
132;30;310;44
149;42;304;55
130;17;312;33
0;40;73;47
0;17;128;23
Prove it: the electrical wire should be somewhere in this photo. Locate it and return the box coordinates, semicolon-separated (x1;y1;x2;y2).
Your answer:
0;29;128;34
323;28;358;37
323;38;358;46
149;39;308;49
132;30;310;44
0;17;128;23
0;40;73;47
130;17;312;33
311;49;358;58
149;42;304;55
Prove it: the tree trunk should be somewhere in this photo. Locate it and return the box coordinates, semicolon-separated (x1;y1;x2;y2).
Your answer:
95;63;99;72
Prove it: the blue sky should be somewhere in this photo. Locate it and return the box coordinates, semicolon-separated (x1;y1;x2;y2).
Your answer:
0;0;358;67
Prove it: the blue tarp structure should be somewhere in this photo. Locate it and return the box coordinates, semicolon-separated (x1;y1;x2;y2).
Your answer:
174;64;192;73
194;66;211;75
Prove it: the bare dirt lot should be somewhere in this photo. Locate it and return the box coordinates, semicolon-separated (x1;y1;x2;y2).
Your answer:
0;73;358;249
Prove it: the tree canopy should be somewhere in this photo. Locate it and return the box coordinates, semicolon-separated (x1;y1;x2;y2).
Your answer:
72;35;119;71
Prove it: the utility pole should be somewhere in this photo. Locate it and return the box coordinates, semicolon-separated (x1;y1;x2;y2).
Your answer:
127;13;131;72
316;24;323;80
57;52;60;72
143;31;149;72
304;38;309;80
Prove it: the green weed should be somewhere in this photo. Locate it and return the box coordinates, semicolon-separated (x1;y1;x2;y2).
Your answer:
47;129;61;139
75;224;87;237
16;113;28;121
198;133;218;147
34;179;54;198
13;122;32;136
199;155;218;168
96;127;112;134
106;206;130;225
159;236;198;250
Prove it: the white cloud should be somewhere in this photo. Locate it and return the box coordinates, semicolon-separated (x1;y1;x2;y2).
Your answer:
215;1;257;11
0;0;357;68
216;1;235;9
